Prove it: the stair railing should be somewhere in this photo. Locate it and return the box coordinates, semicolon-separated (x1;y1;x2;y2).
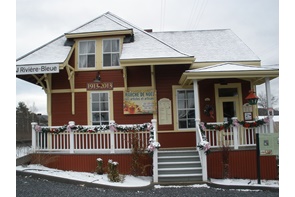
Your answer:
196;120;208;181
151;119;159;183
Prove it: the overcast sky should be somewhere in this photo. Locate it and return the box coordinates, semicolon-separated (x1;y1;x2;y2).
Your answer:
15;0;280;114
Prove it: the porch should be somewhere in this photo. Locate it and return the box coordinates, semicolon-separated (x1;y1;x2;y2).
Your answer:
29;117;277;182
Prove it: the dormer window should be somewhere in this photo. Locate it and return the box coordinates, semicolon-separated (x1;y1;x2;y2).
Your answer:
103;39;120;67
78;40;95;68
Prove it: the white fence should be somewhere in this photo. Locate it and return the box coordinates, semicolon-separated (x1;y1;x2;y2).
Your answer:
31;121;154;154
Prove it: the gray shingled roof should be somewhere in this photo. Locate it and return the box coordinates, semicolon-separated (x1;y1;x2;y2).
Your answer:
16;12;260;66
66;13;131;34
151;30;260;63
102;12;193;60
16;35;71;66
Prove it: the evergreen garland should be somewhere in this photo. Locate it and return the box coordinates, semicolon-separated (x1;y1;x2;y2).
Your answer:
199;117;269;132
37;122;153;134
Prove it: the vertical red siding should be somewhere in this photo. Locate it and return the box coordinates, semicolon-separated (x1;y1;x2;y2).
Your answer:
127;66;151;87
31;149;277;180
52;92;87;125
158;132;196;148
207;149;278;180
31;153;152;176
52;69;71;89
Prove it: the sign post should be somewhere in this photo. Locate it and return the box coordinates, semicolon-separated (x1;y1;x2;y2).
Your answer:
256;132;279;184
256;133;261;184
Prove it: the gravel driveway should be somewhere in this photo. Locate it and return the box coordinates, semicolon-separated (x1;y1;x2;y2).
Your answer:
16;174;278;197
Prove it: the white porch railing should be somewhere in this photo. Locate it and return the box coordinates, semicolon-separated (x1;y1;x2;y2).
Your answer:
31;121;152;154
203;118;271;149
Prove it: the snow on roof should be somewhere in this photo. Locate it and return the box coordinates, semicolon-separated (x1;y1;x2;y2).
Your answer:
16;12;191;66
186;62;278;73
66;13;131;34
16;12;261;67
16;35;71;66
66;12;192;60
151;30;260;62
104;12;192;60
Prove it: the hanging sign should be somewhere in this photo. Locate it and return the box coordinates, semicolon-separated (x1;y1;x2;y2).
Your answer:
87;82;113;90
123;90;156;114
16;64;59;75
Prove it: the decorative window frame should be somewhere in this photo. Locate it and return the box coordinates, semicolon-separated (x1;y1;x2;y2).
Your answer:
78;40;96;70
172;85;195;132
102;38;120;68
88;91;114;125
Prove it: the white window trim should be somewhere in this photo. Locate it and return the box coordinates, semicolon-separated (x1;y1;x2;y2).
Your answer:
89;91;111;126
78;40;96;70
102;38;120;68
172;86;195;131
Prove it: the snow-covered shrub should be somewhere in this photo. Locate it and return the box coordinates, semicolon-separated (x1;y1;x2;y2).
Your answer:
107;160;123;182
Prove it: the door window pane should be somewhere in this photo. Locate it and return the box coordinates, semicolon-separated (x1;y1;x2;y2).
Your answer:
218;88;238;97
223;101;236;121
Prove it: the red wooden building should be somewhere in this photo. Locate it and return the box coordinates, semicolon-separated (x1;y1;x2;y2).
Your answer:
16;12;279;183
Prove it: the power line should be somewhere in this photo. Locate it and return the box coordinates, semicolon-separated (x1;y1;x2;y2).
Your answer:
160;0;166;31
186;0;200;29
194;0;208;29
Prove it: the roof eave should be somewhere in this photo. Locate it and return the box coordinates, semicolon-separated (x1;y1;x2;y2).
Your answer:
120;57;195;66
65;29;133;38
179;70;279;86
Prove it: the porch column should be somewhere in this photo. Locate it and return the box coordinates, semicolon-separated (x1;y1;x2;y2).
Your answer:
265;77;274;133
31;122;37;153
193;79;208;181
194;79;201;142
193;80;201;126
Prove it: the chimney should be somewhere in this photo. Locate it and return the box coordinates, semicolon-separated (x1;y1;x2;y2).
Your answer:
144;29;153;33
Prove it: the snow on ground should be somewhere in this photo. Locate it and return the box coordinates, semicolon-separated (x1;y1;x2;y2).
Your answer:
16;164;152;187
16;164;279;189
16;145;279;189
210;178;279;188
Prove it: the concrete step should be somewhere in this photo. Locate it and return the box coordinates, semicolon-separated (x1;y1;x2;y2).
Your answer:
158;173;203;182
158;155;200;163
158;160;201;168
158;167;202;175
156;149;203;183
158;149;198;157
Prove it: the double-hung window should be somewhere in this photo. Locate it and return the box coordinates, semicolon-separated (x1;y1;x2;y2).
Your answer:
79;40;95;68
103;39;120;67
176;89;195;129
91;92;110;125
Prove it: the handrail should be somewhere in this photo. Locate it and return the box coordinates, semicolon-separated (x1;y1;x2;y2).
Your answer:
195;121;208;181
